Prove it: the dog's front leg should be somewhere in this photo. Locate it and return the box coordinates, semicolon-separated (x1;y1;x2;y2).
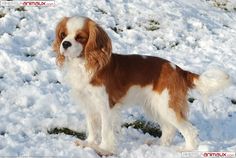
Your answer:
85;111;99;144
99;105;116;154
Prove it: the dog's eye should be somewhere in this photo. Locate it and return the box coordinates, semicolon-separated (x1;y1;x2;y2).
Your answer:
60;32;66;39
75;35;86;43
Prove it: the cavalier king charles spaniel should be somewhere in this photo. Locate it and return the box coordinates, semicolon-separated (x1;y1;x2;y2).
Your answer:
52;16;230;155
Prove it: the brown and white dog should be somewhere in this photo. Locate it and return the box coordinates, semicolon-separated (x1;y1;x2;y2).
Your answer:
52;16;230;154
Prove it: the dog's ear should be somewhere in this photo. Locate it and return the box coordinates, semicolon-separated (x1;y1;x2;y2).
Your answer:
84;20;112;72
52;17;68;66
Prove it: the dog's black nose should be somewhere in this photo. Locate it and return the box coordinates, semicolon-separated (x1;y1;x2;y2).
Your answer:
62;41;72;49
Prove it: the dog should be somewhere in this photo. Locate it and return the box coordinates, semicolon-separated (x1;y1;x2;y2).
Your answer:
52;16;230;155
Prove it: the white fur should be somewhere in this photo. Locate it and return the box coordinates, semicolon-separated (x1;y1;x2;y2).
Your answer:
67;16;85;33
195;68;231;98
169;62;176;69
60;17;85;58
62;58;116;153
194;68;231;113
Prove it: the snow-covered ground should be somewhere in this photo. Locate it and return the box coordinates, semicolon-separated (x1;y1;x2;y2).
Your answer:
0;0;236;157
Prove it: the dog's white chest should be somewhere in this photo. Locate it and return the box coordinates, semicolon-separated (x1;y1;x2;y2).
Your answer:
62;58;90;90
62;58;108;110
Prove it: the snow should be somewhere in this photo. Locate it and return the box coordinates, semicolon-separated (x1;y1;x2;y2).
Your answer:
0;0;236;157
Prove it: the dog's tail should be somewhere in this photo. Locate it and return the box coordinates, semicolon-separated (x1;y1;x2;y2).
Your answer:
189;68;231;108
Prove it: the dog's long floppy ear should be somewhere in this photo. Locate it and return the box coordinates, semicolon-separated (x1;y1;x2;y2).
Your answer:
84;19;112;72
52;17;68;67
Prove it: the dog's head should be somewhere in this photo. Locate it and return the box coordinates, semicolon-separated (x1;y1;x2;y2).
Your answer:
52;16;112;71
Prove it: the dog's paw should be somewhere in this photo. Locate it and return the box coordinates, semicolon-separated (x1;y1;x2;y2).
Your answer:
75;139;114;156
94;147;114;157
75;139;88;147
144;138;158;146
